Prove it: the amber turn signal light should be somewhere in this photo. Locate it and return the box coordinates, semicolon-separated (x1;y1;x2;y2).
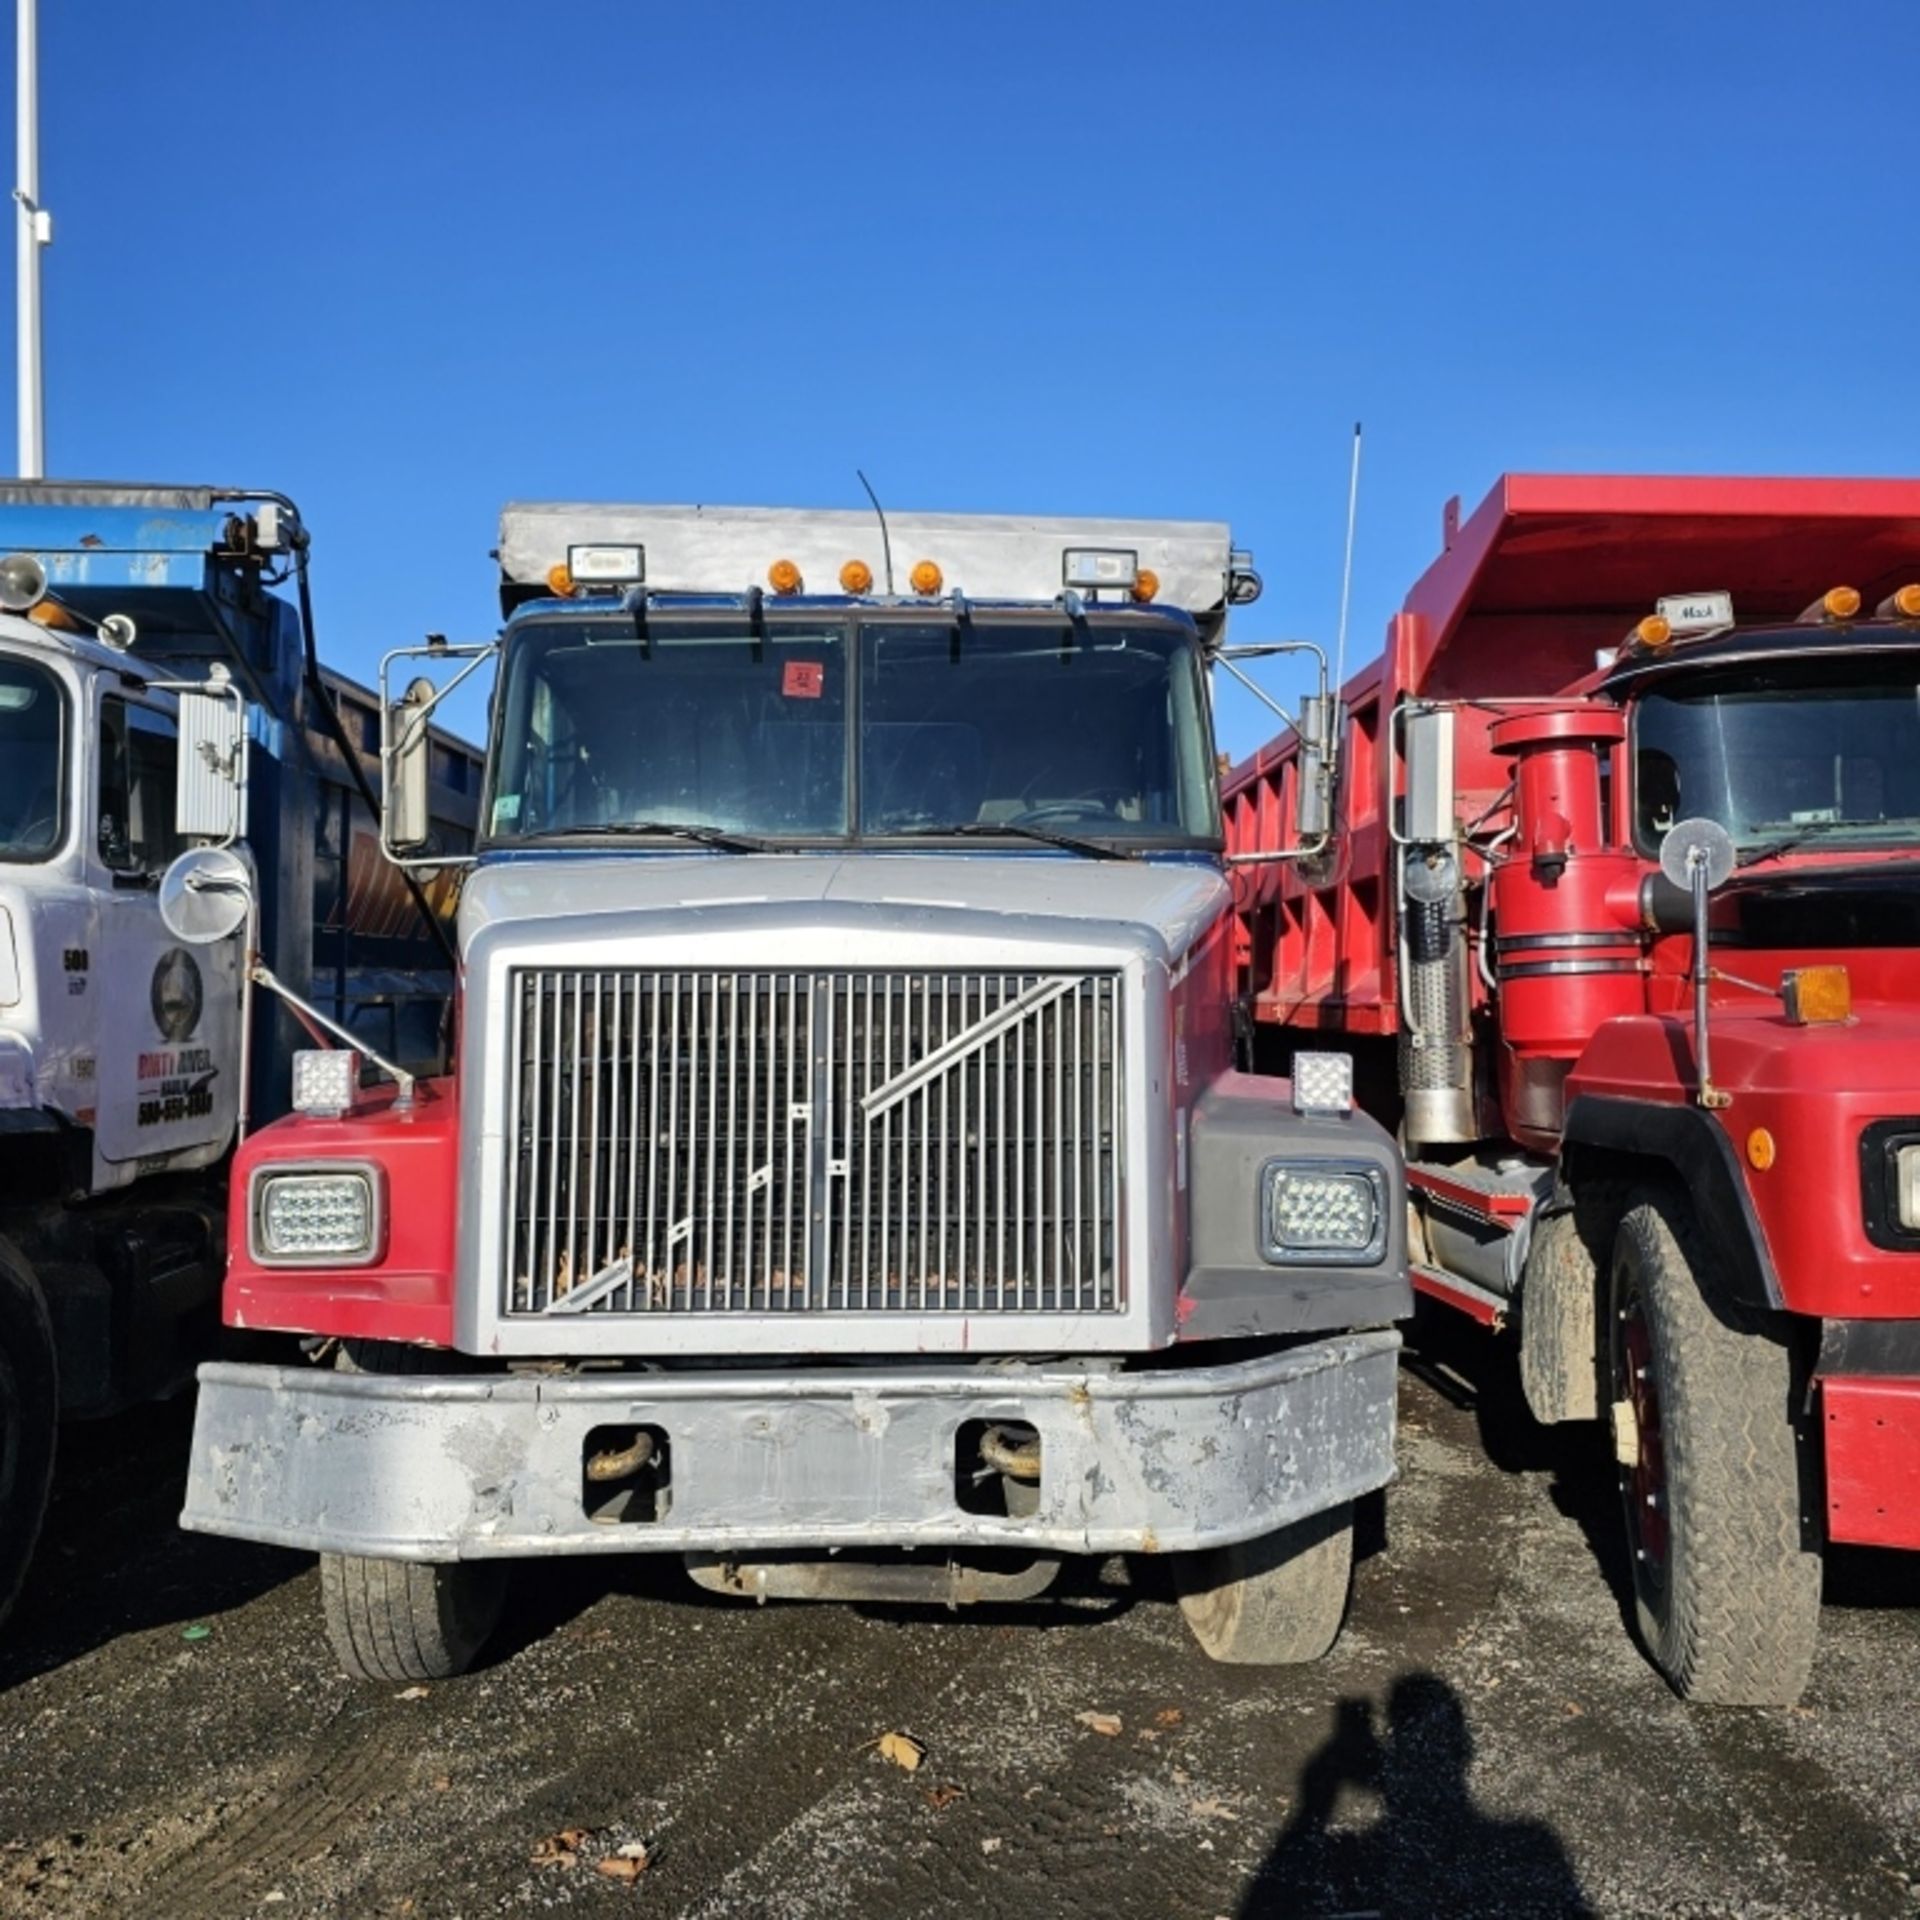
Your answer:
1782;964;1852;1026
1746;1128;1777;1171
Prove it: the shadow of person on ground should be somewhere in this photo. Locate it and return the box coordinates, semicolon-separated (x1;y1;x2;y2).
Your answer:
1239;1673;1595;1919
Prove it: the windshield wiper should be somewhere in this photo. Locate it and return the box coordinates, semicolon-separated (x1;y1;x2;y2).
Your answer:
1737;820;1920;868
510;822;776;854
892;822;1140;861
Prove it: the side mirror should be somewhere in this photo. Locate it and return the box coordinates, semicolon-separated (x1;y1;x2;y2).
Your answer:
1402;707;1457;845
158;844;252;945
383;677;435;854
1659;817;1736;895
175;669;249;845
1294;694;1332;840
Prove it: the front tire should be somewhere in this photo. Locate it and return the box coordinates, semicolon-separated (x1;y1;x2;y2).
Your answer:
1173;1501;1353;1665
0;1237;57;1631
320;1551;507;1683
1609;1189;1821;1705
318;1337;506;1681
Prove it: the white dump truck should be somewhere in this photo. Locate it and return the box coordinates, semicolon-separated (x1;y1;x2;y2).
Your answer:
0;483;478;1629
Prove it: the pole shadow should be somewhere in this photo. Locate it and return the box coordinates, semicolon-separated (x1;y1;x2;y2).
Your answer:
1239;1674;1595;1919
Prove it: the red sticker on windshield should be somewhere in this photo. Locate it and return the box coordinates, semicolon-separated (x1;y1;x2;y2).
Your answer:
783;661;825;699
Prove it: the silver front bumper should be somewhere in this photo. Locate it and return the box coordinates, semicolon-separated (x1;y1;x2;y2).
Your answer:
181;1332;1401;1562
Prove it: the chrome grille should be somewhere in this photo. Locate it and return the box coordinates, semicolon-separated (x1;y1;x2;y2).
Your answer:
504;969;1125;1317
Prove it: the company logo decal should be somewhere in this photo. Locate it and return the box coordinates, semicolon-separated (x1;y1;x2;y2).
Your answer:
151;947;204;1042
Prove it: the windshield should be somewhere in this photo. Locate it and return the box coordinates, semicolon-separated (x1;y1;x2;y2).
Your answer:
1633;653;1920;857
485;613;1221;848
861;622;1218;840
0;654;65;862
488;621;849;839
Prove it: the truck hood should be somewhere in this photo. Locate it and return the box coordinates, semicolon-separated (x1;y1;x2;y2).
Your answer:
458;852;1230;972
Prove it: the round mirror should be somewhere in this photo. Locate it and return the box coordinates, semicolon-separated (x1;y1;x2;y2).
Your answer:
0;551;47;612
1659;816;1736;894
158;845;252;945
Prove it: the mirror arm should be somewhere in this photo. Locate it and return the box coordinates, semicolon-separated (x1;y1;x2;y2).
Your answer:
249;961;416;1113
1212;650;1307;737
1227;840;1331;867
1687;853;1731;1110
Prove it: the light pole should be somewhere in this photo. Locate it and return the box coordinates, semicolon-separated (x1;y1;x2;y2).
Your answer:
15;0;50;477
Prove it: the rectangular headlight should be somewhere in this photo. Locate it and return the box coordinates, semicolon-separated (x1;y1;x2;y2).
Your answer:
1898;1145;1920;1232
1262;1161;1385;1265
252;1167;382;1264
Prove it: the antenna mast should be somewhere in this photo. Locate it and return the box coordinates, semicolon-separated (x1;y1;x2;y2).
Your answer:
15;0;49;477
1333;421;1362;698
856;468;894;595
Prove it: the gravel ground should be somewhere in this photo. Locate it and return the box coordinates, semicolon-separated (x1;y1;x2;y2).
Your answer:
2;1310;1916;1920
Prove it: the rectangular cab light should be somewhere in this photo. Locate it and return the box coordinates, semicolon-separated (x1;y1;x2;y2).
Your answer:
568;543;646;586
291;1048;358;1117
1291;1050;1355;1115
1062;548;1138;591
1655;590;1734;635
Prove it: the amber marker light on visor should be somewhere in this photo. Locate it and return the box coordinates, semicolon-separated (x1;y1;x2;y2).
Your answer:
1132;568;1161;604
546;563;578;599
1633;614;1673;649
1800;585;1862;622
839;558;873;594
1879;584;1920;619
1781;964;1853;1026
768;558;803;595
910;559;943;595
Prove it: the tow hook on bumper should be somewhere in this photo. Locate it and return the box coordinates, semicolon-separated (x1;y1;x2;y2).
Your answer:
181;1330;1402;1563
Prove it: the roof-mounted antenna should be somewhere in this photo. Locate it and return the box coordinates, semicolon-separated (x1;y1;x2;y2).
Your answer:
1333;422;1363;699
856;468;895;595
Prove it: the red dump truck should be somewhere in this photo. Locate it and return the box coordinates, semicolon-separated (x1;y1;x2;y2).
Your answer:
1224;473;1920;1704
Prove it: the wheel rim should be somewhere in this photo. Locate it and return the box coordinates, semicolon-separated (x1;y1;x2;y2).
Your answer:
1614;1268;1670;1593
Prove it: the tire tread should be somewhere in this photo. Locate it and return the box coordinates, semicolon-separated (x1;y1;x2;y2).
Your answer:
1615;1188;1821;1706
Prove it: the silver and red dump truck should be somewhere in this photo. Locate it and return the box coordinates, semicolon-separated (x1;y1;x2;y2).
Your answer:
180;504;1409;1681
1225;472;1920;1704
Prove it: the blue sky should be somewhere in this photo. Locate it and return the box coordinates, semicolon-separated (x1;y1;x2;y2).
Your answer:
11;1;1917;756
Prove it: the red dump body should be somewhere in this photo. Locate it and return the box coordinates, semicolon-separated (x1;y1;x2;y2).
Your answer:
1224;472;1920;1554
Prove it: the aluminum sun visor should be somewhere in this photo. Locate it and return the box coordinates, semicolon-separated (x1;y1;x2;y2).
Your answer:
498;503;1237;621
